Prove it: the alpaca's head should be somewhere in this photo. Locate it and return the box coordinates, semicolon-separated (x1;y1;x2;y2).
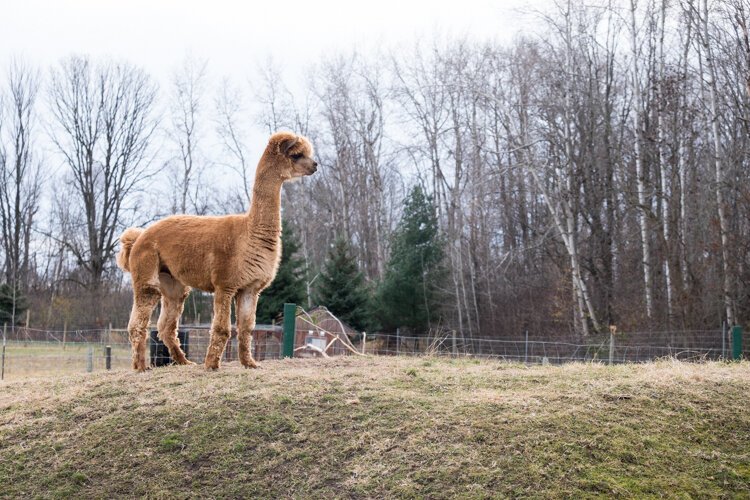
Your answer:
264;131;317;181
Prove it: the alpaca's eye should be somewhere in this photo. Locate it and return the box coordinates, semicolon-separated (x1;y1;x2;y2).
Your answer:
291;153;304;160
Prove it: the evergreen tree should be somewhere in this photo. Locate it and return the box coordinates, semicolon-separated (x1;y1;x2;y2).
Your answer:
0;283;28;326
315;238;373;331
255;222;306;323
377;185;444;334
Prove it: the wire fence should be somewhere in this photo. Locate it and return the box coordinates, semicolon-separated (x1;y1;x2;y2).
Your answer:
0;325;745;381
369;329;744;364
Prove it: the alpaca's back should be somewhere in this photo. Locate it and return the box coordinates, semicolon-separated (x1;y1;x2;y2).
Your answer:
129;214;254;292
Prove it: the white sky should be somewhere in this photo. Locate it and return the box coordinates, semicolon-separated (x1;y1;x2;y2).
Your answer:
1;0;536;86
0;0;542;213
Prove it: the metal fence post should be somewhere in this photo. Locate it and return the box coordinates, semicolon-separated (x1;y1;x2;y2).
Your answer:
105;345;112;370
732;325;743;361
722;321;726;359
2;323;6;380
609;330;615;365
452;330;457;357
524;331;529;364
282;303;296;358
86;346;93;372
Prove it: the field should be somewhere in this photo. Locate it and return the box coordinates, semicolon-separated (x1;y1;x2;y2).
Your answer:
1;356;749;498
1;342;132;380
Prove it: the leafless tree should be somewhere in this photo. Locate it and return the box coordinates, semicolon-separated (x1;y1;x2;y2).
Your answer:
11;1;750;334
215;78;252;210
48;55;157;289
0;59;42;323
167;55;209;215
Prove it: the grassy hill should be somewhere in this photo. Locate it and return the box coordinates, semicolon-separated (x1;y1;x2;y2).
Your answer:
1;356;749;498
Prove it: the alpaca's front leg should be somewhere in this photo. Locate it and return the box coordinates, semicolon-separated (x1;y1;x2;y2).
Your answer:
204;290;233;370
236;289;259;368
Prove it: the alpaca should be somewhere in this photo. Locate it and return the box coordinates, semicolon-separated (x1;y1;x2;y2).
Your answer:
116;131;317;371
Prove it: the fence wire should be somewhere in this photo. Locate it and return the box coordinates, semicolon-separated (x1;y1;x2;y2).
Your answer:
369;330;739;364
0;326;745;381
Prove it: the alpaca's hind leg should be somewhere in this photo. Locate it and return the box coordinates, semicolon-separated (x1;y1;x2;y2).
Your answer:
157;273;193;365
128;285;160;371
236;288;259;369
204;290;234;370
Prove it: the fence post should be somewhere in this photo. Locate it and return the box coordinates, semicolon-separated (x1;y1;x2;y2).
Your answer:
2;323;6;381
396;327;400;356
608;329;615;365
24;310;30;346
524;331;529;364
86;346;93;373
452;330;457;357
105;345;112;370
732;325;743;361
63;320;67;351
282;303;296;358
362;332;367;355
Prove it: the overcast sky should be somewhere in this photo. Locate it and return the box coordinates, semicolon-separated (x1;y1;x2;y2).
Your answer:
0;0;541;207
1;0;537;85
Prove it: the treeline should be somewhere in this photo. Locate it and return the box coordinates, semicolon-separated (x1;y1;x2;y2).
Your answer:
1;0;749;337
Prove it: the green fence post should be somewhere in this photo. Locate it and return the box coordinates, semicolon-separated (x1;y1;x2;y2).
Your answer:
732;325;743;361
282;303;296;358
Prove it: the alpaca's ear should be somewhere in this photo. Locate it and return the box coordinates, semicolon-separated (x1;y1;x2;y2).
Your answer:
279;136;299;156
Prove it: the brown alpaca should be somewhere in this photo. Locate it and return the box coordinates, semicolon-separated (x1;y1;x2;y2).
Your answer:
116;132;317;371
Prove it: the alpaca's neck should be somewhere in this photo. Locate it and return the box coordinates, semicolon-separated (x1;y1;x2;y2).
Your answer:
247;170;283;233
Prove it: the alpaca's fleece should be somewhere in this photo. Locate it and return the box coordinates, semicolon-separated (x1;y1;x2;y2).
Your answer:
116;227;144;273
118;131;317;371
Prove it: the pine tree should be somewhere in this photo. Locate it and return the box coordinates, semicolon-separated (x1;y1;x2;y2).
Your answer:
315;238;373;332
377;185;444;334
0;283;28;326
255;222;306;323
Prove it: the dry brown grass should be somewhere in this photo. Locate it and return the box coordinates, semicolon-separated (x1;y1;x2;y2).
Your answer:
1;356;749;498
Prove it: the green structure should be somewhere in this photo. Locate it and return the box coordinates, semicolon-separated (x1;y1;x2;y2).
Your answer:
732;325;743;361
283;303;296;358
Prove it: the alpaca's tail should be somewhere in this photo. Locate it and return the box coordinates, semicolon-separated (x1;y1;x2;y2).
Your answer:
116;227;144;273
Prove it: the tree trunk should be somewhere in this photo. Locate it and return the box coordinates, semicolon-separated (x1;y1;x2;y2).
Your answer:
701;0;736;326
630;0;655;320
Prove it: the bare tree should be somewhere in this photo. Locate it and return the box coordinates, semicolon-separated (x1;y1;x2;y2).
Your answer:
48;55;157;288
167;55;209;215
215;78;252;209
0;59;42;318
629;0;656;321
688;0;736;325
16;2;750;334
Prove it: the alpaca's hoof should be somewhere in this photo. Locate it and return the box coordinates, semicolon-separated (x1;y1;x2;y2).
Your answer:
204;361;220;371
241;361;259;369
